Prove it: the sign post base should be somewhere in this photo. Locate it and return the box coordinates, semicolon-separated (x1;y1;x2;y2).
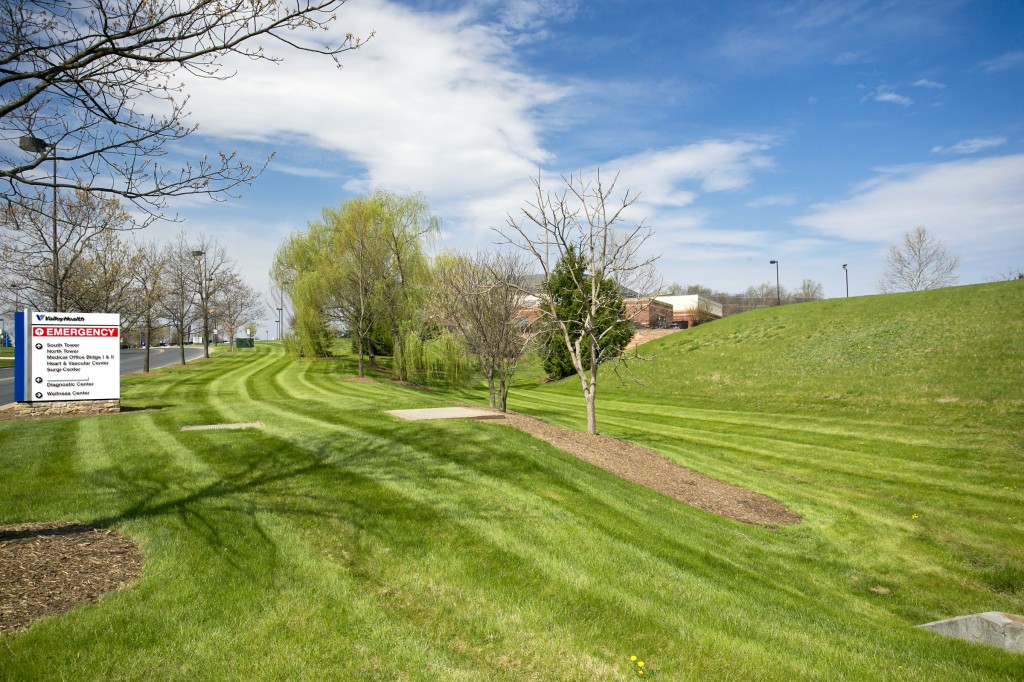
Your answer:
0;399;120;421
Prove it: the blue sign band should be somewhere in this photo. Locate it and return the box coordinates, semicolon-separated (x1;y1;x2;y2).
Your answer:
14;311;26;402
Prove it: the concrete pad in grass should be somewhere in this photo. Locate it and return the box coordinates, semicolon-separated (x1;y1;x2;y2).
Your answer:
181;422;264;431
386;407;504;421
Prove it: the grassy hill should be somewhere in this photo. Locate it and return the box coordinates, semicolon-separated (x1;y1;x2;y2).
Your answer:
517;278;1023;416
0;280;1021;680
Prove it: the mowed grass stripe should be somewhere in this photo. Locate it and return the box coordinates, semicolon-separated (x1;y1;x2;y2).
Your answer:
2;281;1022;680
514;389;1013;506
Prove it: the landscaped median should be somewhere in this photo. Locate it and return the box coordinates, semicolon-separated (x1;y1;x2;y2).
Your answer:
0;281;1022;681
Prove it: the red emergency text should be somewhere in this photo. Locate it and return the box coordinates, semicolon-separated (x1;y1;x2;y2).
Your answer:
33;327;119;337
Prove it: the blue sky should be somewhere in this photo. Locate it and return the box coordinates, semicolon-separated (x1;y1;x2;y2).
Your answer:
164;0;1024;334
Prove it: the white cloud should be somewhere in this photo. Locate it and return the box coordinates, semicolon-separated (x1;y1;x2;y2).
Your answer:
980;50;1024;72
793;154;1024;253
913;78;946;89
486;0;579;32
608;138;776;209
870;88;913;106
168;0;566;204
268;164;341;179
931;137;1007;155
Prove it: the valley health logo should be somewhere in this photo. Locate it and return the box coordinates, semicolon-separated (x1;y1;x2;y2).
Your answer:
16;310;121;403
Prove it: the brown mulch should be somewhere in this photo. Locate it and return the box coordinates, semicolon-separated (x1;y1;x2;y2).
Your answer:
0;522;144;634
501;411;801;526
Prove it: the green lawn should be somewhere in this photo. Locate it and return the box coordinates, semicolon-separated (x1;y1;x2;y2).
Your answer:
1;281;1022;680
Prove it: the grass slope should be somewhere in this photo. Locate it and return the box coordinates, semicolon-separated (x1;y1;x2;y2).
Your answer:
0;280;1022;680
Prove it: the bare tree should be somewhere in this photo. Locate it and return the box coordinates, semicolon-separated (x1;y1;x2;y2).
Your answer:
1;0;369;216
497;171;660;435
189;235;232;358
793;278;824;303
433;250;532;412
1;188;131;310
160;232;198;365
742;282;780;310
985;267;1024;283
132;239;166;372
59;229;146;344
879;226;960;293
213;272;263;351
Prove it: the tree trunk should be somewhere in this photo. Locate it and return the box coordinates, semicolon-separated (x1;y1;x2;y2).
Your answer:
357;336;364;378
585;383;597;435
586;344;599;434
143;319;152;373
498;372;508;412
179;330;186;365
393;326;407;382
203;311;210;359
487;367;495;408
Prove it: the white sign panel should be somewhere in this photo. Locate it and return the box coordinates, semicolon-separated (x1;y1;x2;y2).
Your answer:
29;312;120;401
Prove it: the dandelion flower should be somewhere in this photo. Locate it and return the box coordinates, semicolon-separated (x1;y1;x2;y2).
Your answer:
630;656;637;662
638;661;644;667
911;514;919;520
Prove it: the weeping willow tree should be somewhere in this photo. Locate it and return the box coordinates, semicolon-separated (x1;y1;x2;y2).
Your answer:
271;190;437;373
375;191;438;381
271;226;334;357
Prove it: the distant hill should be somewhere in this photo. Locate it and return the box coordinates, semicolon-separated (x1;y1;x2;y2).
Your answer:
533;279;1024;426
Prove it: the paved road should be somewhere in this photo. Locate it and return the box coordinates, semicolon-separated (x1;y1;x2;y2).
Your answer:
0;346;206;406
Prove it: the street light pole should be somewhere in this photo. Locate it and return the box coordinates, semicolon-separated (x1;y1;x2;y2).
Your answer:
19;135;59;310
277;306;283;340
191;249;210;358
769;259;780;306
50;152;58;310
842;264;849;298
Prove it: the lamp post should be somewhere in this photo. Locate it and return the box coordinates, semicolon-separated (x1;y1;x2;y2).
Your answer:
19;135;59;311
769;259;780;306
191;249;210;358
277;306;283;340
842;264;849;298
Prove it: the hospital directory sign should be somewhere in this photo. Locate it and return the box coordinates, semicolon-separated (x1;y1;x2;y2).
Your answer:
15;311;121;402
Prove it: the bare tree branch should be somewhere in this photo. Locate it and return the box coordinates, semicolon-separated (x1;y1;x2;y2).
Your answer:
496;171;661;435
1;0;370;216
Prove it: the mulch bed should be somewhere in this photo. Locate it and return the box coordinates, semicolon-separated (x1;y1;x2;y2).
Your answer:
0;522;143;634
501;411;801;526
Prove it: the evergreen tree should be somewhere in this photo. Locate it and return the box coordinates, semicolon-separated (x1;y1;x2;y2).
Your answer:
541;246;634;380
